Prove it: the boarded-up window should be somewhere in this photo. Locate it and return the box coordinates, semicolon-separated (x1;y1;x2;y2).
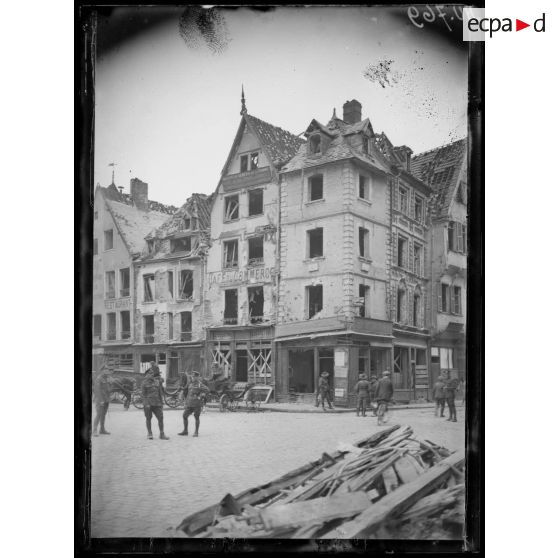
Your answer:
93;315;102;338
143;274;155;302
224;289;238;324
107;313;116;340
359;227;369;258
120;268;130;297
308;175;323;201
248;286;264;323
104;229;114;250
120;311;130;339
105;271;116;299
93;238;98;255
223;240;238;269
179;269;193;299
180;311;192;341
248;236;264;265
171;237;192;254
307;228;323;258
224;195;239;221
307;285;323;318
248;189;263;216
143;315;154;343
240;154;248;173
358;284;369;318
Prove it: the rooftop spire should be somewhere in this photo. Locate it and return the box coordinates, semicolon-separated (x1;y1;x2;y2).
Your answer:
240;85;247;115
108;162;117;185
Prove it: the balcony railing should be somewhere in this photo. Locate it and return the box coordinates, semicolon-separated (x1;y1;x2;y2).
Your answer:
144;334;155;344
224;317;238;325
180;331;192;342
250;315;264;324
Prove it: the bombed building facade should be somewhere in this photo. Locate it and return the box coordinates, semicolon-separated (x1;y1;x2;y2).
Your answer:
92;97;467;403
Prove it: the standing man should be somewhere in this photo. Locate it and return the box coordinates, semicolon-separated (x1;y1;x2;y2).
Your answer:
318;371;334;411
375;371;394;424
368;375;379;416
354;373;371;417
445;375;459;422
178;371;209;437
433;375;447;417
93;365;112;436
141;362;170;440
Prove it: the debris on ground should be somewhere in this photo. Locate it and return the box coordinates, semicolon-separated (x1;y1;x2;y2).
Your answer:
177;425;465;539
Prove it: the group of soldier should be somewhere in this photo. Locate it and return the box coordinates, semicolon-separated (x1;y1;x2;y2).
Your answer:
432;373;460;422
92;361;209;440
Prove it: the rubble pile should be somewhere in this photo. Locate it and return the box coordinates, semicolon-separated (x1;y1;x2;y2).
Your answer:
177;425;465;539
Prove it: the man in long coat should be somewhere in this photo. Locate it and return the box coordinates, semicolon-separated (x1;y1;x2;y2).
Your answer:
93;366;112;436
141;363;170;440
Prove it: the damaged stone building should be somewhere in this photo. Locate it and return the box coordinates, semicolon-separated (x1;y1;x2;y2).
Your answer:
203;101;304;384
92;179;177;375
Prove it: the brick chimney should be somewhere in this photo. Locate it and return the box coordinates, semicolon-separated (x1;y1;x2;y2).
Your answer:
343;99;362;125
130;178;149;211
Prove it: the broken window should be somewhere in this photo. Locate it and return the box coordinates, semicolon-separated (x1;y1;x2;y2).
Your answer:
120;268;130;297
307;228;323;258
451;286;462;315
398;187;409;215
183;217;191;230
248;189;264;216
440;283;450;313
248;235;264;265
309;134;321;155
93;238;98;255
179;269;194;299
224;289;238;325
359;175;369;200
307;285;323;318
359;227;369;258
180;311;192;341
414;195;424;223
358;284;369;318
308;175;323;201
167;271;174;299
93;315;102;338
413;243;423;276
223;239;238;269
224;195;239;222
248;286;264;324
397;286;405;323
107;313;116;341
250;152;259;170
104;229;114;251
240;154;248;173
120;311;130;339
397;236;408;268
171;237;192;254
413;289;421;327
143;315;154;343
105;271;116;299
143;274;155;302
168;312;174;340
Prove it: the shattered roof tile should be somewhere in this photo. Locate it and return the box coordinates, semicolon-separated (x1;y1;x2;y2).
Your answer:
101;184;178;215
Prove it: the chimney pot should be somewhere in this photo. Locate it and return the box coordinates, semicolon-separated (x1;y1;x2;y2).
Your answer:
130;178;149;211
343;99;362;125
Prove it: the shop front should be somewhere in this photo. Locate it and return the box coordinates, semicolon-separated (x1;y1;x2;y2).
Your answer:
392;329;430;402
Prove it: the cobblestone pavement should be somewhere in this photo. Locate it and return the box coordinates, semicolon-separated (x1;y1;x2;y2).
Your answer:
91;405;465;538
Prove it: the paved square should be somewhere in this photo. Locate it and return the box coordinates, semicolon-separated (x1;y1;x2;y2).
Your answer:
91;406;464;538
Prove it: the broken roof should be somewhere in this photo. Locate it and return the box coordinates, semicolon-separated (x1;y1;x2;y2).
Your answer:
101;184;178;215
410;138;467;218
146;193;214;241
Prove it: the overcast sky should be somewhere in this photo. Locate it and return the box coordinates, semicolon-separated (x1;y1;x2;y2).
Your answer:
94;6;468;207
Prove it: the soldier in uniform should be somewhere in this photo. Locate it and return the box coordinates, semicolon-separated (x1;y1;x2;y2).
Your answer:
93;365;112;436
354;373;371;417
178;371;209;437
317;371;334;411
445;375;459;422
368;375;379;416
433;375;447;417
374;371;394;405
141;362;170;440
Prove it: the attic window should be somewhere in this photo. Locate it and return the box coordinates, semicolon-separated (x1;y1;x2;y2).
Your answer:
362;136;369;154
171;237;192;254
248;189;263;216
224;195;239;222
309;135;321;155
308;175;323;201
250;152;259;169
183;217;191;230
240;155;248;173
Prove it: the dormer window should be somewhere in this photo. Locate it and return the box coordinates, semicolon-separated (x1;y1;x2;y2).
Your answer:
308;175;324;201
309;135;322;155
362;136;369;154
171;237;192;254
183;217;191;230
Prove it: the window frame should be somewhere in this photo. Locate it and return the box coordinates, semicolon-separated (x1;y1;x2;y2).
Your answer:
247;235;264;266
358;284;370;318
358;227;370;259
398;186;409;215
120;310;131;340
180;311;192;341
414;194;424;223
248;188;264;217
143;274;155;303
309;134;322;155
248;285;264;324
106;312;117;341
119;267;130;298
358;174;370;201
223;239;239;269
308;174;324;202
104;229;114;251
397;234;408;268
105;270;116;300
93;314;102;339
224;194;240;223
413;242;423;276
143;314;155;344
224;288;238;325
307;227;324;259
306;284;323;319
178;269;194;300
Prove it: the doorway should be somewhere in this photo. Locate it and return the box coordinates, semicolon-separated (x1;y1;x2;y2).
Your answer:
288;349;314;393
236;350;248;382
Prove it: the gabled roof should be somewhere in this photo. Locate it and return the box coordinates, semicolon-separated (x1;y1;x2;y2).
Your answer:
105;199;171;257
410;138;467;218
146;193;214;241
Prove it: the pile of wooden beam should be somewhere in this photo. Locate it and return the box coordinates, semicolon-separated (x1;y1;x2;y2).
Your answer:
177;425;465;539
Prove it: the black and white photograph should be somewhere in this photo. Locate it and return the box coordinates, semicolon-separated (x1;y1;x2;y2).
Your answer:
77;3;482;552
